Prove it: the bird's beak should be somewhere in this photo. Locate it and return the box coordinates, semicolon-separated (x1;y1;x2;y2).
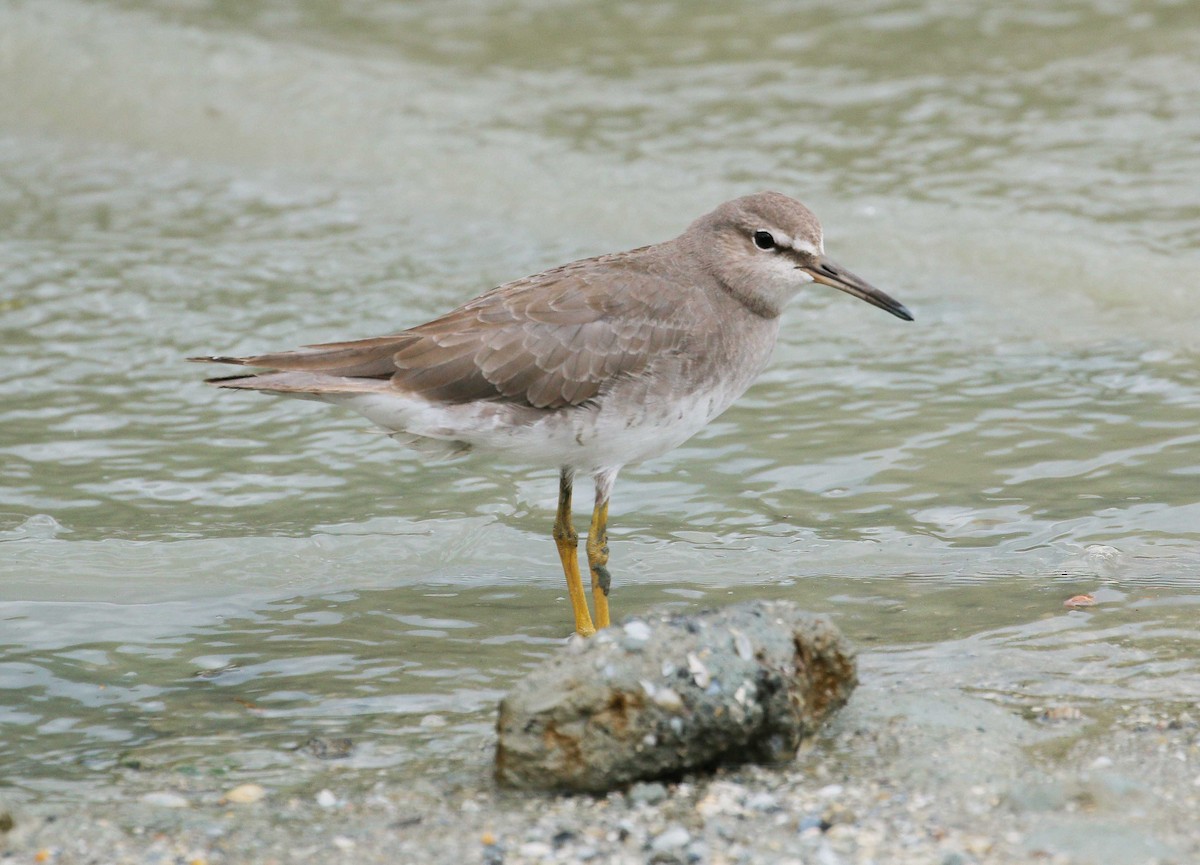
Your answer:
800;256;913;321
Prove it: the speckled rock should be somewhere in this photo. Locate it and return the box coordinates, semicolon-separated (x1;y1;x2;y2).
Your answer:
495;600;857;792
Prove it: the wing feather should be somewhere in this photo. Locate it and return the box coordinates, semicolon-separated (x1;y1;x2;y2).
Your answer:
197;249;704;410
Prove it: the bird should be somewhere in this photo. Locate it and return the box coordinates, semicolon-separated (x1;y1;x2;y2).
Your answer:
192;191;912;636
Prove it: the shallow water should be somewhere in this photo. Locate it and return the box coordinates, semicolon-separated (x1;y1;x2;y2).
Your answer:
2;0;1198;804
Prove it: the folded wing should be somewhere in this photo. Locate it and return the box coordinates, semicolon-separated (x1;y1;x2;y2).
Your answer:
195;252;697;411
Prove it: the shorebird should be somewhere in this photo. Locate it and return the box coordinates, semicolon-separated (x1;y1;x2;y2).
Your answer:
193;192;912;636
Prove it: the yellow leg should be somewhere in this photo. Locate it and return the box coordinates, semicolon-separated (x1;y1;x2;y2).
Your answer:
553;469;595;637
586;499;611;629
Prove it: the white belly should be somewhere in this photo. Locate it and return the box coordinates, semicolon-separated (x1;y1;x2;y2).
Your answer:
328;315;780;472
330;369;758;472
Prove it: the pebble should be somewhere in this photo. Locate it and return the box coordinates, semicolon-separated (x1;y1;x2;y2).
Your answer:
744;792;779;812
316;789;338;808
797;813;824;834
653;687;684;711
695;780;744;818
298;736;354;759
1039;705;1084;722
629;781;669;806
222;783;266;805
649;824;691;858
518;841;552;857
623;620;652;642
7;692;1195;865
729;628;753;661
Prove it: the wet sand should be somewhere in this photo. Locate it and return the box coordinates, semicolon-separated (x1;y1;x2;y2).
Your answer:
4;682;1195;865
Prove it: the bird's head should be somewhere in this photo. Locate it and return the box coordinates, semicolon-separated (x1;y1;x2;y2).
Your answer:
690;191;913;322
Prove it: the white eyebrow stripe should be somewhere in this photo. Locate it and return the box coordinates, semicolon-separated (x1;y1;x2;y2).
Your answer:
784;236;819;256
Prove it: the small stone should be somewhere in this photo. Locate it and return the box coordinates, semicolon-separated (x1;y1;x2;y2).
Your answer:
941;853;967;865
316;789;337;808
483;839;504;865
420;714;447;728
653;688;684;711
964;835;993;855
798;813;824;833
733;681;755;706
696;780;745;819
623;621;652;642
518;841;552;857
1039;705;1083;723
745;791;779;812
629;781;669;806
140;791;190;809
331;835;355;851
729;628;753;661
1090;756;1113;769
297;736;354;759
649;825;691;859
222;783;265;804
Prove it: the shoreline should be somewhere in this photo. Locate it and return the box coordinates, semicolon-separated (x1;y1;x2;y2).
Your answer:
4;684;1195;864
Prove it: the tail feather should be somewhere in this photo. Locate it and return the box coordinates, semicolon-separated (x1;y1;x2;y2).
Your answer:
188;333;411;377
203;370;392;395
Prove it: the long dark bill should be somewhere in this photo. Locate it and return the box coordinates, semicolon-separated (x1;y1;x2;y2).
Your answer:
801;256;914;322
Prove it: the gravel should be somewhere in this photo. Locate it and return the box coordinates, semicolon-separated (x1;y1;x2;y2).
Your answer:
1;686;1196;864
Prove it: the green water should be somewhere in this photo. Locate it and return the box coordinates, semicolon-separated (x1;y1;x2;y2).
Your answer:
2;0;1198;802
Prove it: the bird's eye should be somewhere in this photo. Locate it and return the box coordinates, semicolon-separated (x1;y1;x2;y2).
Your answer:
753;230;775;250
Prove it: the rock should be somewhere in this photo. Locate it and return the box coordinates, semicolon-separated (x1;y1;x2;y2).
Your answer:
222;783;266;804
649;825;691;862
297;736;354;759
518;841;552;857
628;781;669;806
495;600;857;792
745;791;779;813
